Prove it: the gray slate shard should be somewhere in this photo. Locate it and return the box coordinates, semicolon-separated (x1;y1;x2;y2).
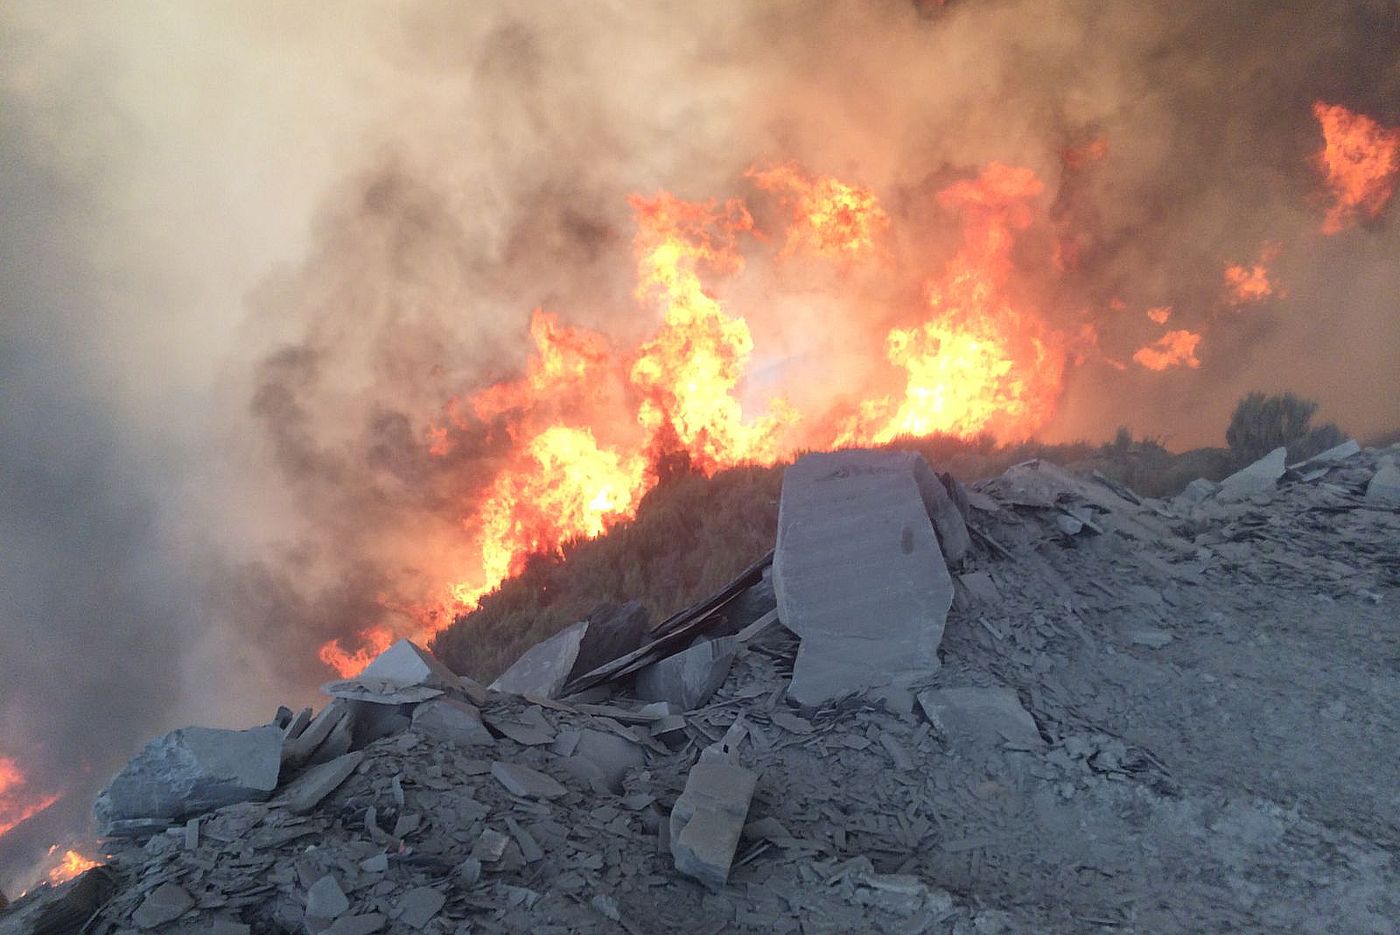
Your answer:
669;752;758;890
410;698;494;748
95;725;283;833
1290;438;1360;470
319;678;443;706
633;636;738;711
1365;460;1400;504
282;751;364;815
358;639;459;689
573;728;646;793
917;686;1044;750
131;882;194;929
305;874;350;923
322;915;386;935
774;450;954;709
1218;447;1286;499
490;621;588;698
491;761;568;800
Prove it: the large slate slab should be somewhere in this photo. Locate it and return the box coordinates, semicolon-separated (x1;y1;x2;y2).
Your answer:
359;639;459;689
669;750;757;890
94;726;283;833
774;450;954;708
1218;447;1286;500
490;621;588;698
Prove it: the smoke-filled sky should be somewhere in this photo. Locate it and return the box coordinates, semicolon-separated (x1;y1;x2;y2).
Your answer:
2;0;1397;890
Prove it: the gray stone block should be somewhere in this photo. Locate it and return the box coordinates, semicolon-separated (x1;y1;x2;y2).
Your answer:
410;698;494;748
95;726;283;833
774;450;954;709
1365;461;1400;504
669;757;757;890
1218;447;1286;499
917;685;1043;750
490;621;588;698
633;637;738;711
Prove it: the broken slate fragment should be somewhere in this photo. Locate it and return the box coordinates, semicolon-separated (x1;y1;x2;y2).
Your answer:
917;686;1044;750
1129;628;1174;649
319;678;443;706
571;600;650;677
669;751;758;890
573;729;646;793
305;874;350;924
410;698;494;747
774;450;954;709
633;637;738;711
395;887;446;930
490;620;588;698
1365;460;1400;505
1218;446;1286;500
322;915;386;935
131;882;195;929
358;639;459;689
95;726;282;833
283;751;364;815
491;761;568;800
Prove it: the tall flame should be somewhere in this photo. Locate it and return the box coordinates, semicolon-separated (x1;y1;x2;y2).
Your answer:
1313;102;1400;234
45;846;102;885
836;163;1064;444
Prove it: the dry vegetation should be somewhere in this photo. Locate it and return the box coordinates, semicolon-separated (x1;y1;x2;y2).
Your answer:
433;392;1350;681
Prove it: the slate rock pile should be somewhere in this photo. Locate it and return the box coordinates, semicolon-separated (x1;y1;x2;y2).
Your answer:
4;444;1398;934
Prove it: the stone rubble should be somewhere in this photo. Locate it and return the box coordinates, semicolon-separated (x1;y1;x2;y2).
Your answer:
5;443;1398;934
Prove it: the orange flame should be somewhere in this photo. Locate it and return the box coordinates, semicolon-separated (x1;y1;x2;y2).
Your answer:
317;162;1101;672
748;162;890;259
0;756;60;840
836;163;1064;444
1224;244;1279;304
44;845;102;885
1313;102;1400;234
1133;330;1202;371
1146;306;1172;324
628;191;795;471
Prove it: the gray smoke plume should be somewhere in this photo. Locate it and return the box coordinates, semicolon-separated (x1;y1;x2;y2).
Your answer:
2;0;1398;890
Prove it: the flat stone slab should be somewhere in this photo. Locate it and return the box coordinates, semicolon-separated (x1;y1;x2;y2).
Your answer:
670;753;758;890
95;726;283;832
490;621;588;698
490;761;567;800
281;751;364;815
1218;447;1286;500
917;686;1044;750
774;450;954;708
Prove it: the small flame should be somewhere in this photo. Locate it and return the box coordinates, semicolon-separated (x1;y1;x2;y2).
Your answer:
1312;101;1400;234
45;845;102;885
1146;306;1172;325
1224;244;1279;305
1133;330;1202;371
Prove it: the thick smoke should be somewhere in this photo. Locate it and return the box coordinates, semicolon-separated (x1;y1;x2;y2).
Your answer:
2;0;1398;888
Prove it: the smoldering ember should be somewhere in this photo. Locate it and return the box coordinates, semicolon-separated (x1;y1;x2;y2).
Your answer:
4;442;1400;933
4;2;1400;934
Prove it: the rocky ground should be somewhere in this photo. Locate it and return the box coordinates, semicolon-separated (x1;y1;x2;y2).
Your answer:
2;443;1397;935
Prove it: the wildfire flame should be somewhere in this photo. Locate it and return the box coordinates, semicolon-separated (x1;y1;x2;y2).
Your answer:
1313;101;1400;234
836;163;1065;445
1133;330;1202;371
44;845;102;885
1224;244;1279;305
0;756;59;840
1146;306;1172;324
316;161;1107;671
